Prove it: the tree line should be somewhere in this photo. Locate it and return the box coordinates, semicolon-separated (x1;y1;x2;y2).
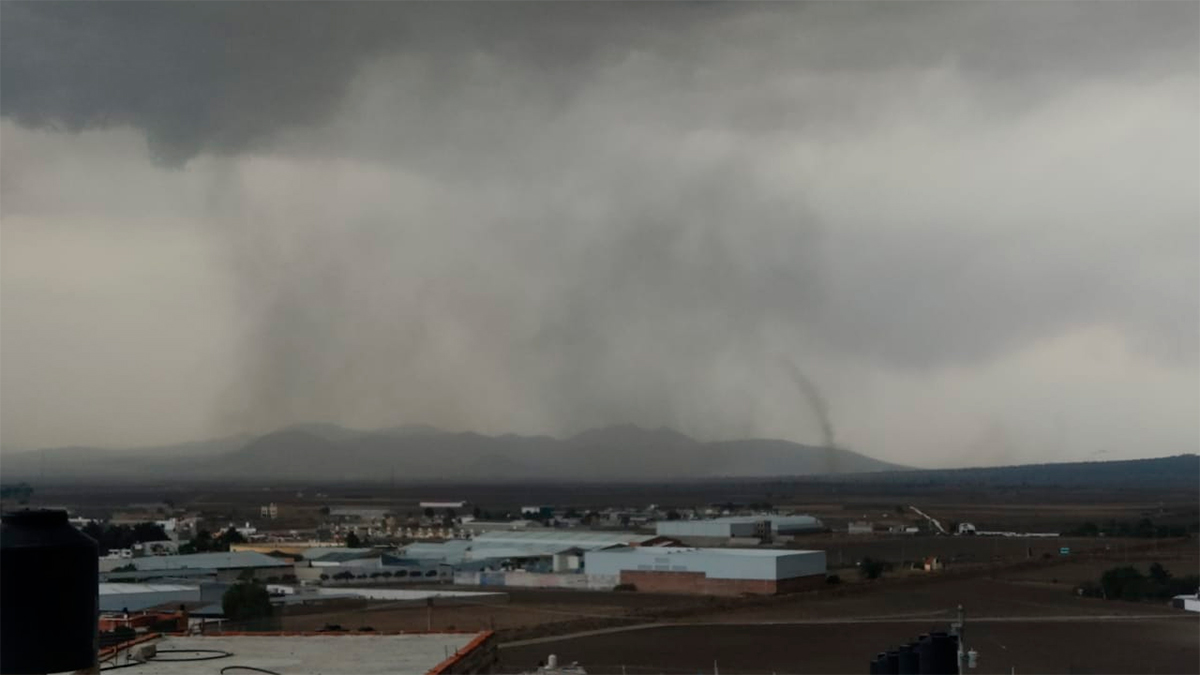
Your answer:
1078;562;1199;602
1063;518;1197;538
81;521;169;555
178;527;246;554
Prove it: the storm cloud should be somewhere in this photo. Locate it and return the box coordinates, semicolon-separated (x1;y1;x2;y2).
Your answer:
1;2;1196;466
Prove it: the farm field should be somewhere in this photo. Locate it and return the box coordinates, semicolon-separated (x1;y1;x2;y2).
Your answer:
500;618;1198;674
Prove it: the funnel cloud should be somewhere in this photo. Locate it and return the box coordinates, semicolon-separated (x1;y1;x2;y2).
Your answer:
1;2;1196;468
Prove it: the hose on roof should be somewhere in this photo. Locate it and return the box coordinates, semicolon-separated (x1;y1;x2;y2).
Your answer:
221;666;283;675
99;649;233;671
148;649;233;662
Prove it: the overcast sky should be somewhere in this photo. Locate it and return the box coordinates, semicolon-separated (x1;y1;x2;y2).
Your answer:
1;2;1196;468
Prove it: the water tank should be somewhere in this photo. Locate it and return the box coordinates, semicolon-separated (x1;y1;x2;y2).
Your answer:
1;509;98;674
885;649;900;675
898;643;920;675
918;632;956;675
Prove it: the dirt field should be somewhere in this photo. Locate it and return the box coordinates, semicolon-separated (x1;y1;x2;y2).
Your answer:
785;534;1151;571
500;618;1199;674
279;589;703;633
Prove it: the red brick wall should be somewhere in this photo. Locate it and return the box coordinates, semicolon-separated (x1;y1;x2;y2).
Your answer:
619;570;824;596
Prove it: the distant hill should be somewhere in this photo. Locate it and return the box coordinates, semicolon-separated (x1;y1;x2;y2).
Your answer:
1;423;904;483
7;424;1191;488
828;454;1200;489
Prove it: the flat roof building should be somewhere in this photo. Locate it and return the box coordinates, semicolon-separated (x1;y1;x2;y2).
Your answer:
655;515;824;540
584;546;826;596
99;583;202;612
107;551;293;582
99;633;498;674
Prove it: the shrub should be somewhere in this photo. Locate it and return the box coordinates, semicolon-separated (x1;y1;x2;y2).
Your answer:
825;574;842;585
613;583;637;592
222;583;272;621
858;557;890;580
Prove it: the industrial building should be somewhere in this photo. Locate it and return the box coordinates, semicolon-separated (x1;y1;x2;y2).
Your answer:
584;546;827;595
655;515;824;541
389;529;663;573
100;551;293;581
99;582;204;612
99;632;498;673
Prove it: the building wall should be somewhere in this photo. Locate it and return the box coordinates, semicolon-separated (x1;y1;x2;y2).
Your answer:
433;632;499;674
454;571;618;591
215;566;293;583
585;548;825;581
618;569;824;596
657;520;741;538
769;516;824;534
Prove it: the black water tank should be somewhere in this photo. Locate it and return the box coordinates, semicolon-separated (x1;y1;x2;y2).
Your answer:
898;643;920;675
918;632;957;675
1;509;98;674
916;634;935;674
885;650;901;675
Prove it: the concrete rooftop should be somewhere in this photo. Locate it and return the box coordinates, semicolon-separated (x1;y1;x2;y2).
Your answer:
109;634;483;674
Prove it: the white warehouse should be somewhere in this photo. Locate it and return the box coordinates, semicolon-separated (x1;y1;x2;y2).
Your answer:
655;515;824;540
585;546;826;596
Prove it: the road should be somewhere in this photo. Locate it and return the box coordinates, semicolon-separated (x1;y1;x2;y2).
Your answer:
500;612;1194;648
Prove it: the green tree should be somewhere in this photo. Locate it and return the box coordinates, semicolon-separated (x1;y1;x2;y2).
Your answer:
666;510;682;521
131;522;169;543
859;557;889;580
1149;562;1171;586
1100;566;1145;600
221;527;246;546
345;531;361;548
222;582;272;621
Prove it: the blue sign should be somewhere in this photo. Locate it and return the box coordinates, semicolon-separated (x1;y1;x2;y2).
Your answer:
1059;547;1070;555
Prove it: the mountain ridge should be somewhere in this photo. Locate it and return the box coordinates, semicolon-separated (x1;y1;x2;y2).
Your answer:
2;423;905;482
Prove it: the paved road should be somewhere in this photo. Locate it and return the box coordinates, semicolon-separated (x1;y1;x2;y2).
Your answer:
500;612;1196;648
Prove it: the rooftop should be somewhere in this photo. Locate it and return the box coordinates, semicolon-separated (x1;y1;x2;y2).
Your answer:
100;583;198;595
596;546;820;558
128;551;291;571
472;530;655;546
104;633;488;674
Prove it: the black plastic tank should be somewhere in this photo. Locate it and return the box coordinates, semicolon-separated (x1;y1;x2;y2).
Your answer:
884;650;901;675
917;631;957;675
1;509;98;674
916;634;935;674
897;643;920;675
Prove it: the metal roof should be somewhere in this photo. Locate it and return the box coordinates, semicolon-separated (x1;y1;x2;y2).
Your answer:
472;530;655;547
100;583;198;595
301;547;379;561
129;551;290;571
596;546;817;557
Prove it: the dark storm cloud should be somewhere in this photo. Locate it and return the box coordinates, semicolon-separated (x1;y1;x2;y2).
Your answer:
3;2;1194;163
1;2;1196;457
